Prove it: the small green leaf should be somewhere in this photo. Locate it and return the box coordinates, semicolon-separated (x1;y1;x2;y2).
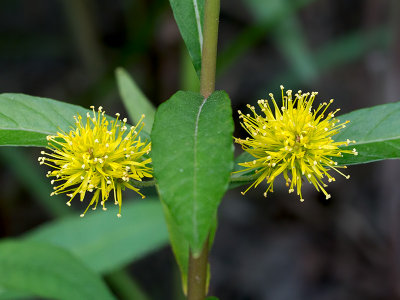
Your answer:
0;240;115;300
151;90;234;254
115;67;155;134
169;0;204;76
25;199;168;274
0;93;149;147
334;101;400;165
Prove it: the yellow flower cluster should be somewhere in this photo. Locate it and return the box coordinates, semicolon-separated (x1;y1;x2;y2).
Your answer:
38;106;152;217
235;86;358;201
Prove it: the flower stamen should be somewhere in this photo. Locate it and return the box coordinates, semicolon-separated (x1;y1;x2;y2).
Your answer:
235;87;357;201
40;107;152;217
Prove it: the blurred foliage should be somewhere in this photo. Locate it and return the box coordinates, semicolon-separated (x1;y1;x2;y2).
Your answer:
0;240;115;299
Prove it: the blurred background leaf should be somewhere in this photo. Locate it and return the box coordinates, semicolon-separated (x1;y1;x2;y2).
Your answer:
217;0;316;75
246;0;317;82
116;67;155;134
25;199;168;274
0;147;67;217
335;101;400;165
0;240;115;300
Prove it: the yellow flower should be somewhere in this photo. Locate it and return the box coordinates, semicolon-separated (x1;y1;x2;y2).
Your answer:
235;86;358;201
38;106;152;217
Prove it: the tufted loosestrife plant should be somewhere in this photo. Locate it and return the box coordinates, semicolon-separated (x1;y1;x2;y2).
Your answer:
3;0;399;299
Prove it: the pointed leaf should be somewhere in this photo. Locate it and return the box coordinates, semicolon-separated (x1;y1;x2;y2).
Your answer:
25;199;168;274
334;101;400;165
151;90;234;254
0;93;148;147
169;0;204;76
115;67;155;134
0;240;115;300
0;93;88;147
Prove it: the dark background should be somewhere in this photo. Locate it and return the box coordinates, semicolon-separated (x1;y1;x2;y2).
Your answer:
1;0;400;299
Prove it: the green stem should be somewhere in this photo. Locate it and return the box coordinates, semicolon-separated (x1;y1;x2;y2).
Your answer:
187;0;220;299
200;0;221;99
131;179;157;188
230;173;258;182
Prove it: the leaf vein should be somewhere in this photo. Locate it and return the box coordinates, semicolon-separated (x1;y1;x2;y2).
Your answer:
12;98;60;129
359;108;400;140
193;96;208;244
0;111;18;126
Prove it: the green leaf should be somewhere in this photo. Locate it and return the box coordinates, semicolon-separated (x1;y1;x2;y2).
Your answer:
334;101;400;165
169;0;204;77
25;199;168;274
151;90;234;254
115;67;156;134
0;289;30;300
0;93;149;147
180;44;201;92
0;93;88;147
0;240;115;300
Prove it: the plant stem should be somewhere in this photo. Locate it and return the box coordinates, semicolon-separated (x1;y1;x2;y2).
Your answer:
187;238;210;300
200;0;221;99
187;0;220;299
131;179;156;188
